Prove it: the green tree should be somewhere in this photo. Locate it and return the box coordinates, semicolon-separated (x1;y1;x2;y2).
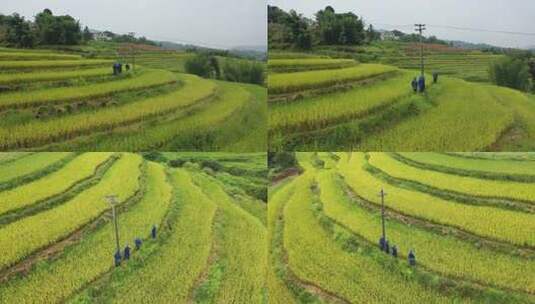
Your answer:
3;13;35;47
490;57;531;91
82;26;93;42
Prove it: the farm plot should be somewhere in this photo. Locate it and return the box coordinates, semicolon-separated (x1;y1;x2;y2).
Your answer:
268;58;357;73
269;152;535;303
0;152;267;303
0;48;266;151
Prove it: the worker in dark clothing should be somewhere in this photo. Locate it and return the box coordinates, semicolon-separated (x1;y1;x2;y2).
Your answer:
379;236;386;251
411;77;418;92
118;63;123;74
384;240;390;254
112;63;118;75
433;72;439;84
125;64;130;71
392;245;398;258
151;225;157;239
135;238;142;250
114;250;122;267
124;245;131;260
408;249;416;266
418;75;426;93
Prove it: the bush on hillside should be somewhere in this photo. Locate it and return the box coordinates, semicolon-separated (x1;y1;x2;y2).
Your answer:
490;57;531;92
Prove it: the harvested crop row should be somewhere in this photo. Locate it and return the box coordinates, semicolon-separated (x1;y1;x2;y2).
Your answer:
106;169;216;303
337;153;535;247
269;51;329;59
268;64;398;94
0;74;216;150
283;172;455;303
0;161;171;303
0;153;142;270
397;152;535;179
0;69;176;109
0;67;111;85
0;152;72;184
369;153;535;203
0;59;111;70
0;153;113;216
269;71;414;132
316;166;535;294
357;78;515;150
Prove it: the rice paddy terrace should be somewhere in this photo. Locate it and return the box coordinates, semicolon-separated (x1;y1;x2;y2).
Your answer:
0;152;267;303
268;51;535;151
314;42;504;83
0;47;266;152
269;152;535;304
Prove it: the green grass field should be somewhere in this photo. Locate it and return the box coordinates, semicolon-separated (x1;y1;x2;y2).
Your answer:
268;152;535;303
0;45;266;151
0;152;267;303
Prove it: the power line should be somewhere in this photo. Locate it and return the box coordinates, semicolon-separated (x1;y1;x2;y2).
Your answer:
369;21;535;37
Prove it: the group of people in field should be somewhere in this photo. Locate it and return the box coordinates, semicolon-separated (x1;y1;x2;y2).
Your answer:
114;225;158;267
411;72;439;93
112;62;131;75
379;236;416;266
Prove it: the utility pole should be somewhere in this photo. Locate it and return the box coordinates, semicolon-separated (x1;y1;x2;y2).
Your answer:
105;195;121;257
414;24;426;76
378;188;387;242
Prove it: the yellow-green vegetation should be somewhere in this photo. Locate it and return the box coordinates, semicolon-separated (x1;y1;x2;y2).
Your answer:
0;59;111;70
369;153;535;202
268;58;357;72
338;153;535;246
281;172;457;303
0;162;171;303
398;152;535;177
0;46;266;151
0;153;142;270
0;69;176;109
270;151;535;303
0;152;72;184
0;67;111;85
267;49;534;151
270;71;414;132
268;64;397;94
0;153;113;216
0;152;267;303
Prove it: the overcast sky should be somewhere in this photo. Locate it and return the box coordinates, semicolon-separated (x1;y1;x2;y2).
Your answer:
269;0;535;49
0;0;267;49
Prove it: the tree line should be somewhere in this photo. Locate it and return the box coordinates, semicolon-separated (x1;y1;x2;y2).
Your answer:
185;53;265;85
0;9;156;48
268;5;447;50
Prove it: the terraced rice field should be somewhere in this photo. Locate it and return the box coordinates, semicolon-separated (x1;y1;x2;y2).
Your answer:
0;48;266;151
0;152;267;303
269;152;535;303
268;51;535;151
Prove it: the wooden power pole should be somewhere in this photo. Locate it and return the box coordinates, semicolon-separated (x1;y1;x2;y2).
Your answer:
415;24;426;76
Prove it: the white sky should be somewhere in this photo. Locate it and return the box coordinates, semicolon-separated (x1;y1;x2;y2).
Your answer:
0;0;267;49
268;0;535;49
